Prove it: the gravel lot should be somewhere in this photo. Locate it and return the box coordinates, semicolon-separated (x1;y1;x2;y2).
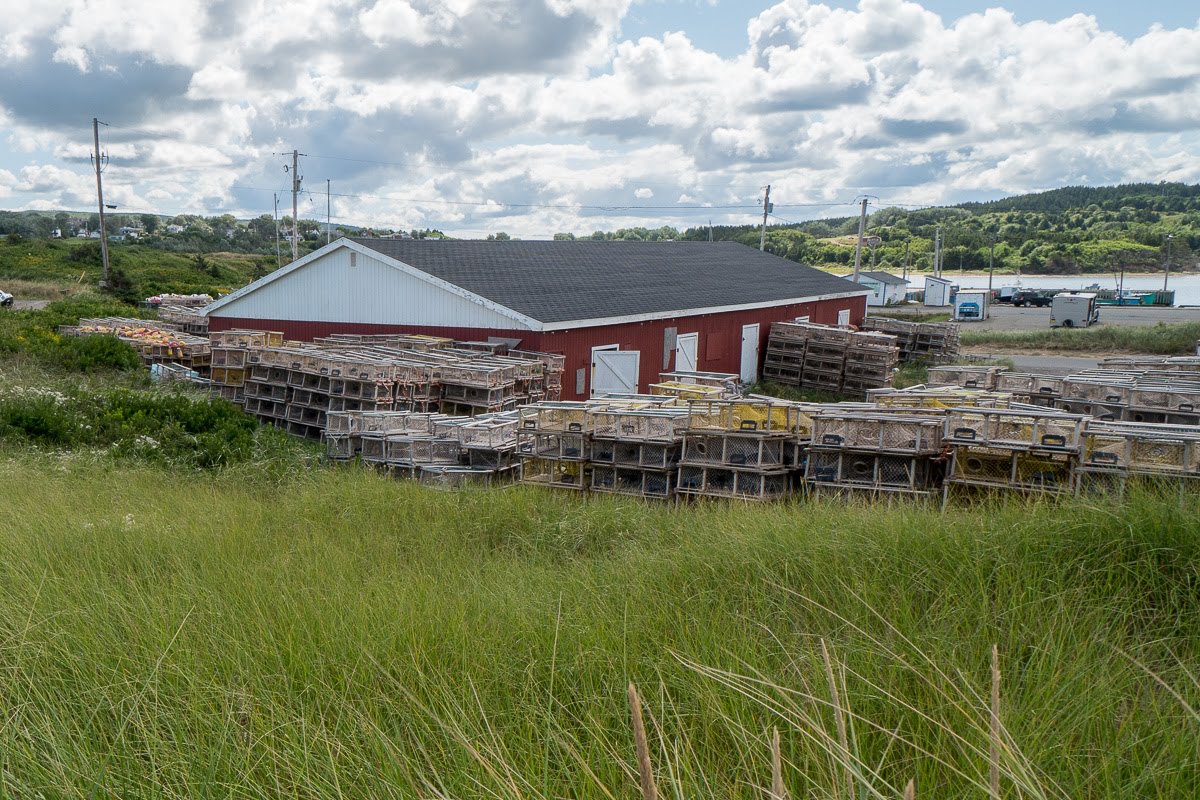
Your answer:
882;303;1200;331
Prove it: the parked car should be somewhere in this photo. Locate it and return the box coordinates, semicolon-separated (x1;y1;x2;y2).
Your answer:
0;289;13;307
1012;288;1056;307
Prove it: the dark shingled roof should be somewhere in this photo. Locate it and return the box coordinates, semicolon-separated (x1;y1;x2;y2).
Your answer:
857;271;909;286
352;238;863;323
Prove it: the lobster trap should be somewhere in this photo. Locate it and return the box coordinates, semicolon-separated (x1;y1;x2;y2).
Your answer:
685;398;809;435
589;408;688;442
945;446;1074;494
804;449;940;496
676;465;792;501
591;440;680;470
520;457;588;489
590;465;676;499
680;432;793;469
517;431;591;461
811;413;944;455
943;408;1084;452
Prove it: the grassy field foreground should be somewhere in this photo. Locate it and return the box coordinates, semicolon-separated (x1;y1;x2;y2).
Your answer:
0;460;1197;798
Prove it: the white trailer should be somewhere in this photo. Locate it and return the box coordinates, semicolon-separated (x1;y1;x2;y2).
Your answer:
1050;292;1099;328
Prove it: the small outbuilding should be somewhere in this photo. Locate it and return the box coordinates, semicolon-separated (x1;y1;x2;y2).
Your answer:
924;276;954;307
856;271;909;306
205;238;869;398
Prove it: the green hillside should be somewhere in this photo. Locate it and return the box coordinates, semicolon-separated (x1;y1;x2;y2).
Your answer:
682;182;1200;275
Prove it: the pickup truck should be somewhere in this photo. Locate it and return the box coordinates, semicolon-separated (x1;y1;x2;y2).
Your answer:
0;290;13;307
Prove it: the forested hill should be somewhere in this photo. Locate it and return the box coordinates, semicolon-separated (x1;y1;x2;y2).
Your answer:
958;183;1200;215
682;182;1200;275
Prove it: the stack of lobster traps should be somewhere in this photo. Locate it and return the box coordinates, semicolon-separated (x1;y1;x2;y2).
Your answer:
588;406;689;499
677;398;812;501
209;329;284;405
930;363;1200;427
860;316;961;363
516;401;598;491
324;409;521;487
941;407;1085;499
761;321;899;397
208;333;561;439
805;408;946;498
156;305;210;336
927;364;1006;391
1075;419;1200;495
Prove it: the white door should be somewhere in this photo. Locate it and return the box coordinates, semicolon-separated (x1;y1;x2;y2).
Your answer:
675;333;698;373
591;348;640;396
740;324;760;383
837;309;851;326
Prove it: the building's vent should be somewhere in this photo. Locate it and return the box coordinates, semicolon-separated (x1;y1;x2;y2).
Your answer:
349;251;357;267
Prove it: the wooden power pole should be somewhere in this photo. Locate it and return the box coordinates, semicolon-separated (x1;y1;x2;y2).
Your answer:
759;185;771;251
851;197;868;283
91;118;111;286
291;149;301;262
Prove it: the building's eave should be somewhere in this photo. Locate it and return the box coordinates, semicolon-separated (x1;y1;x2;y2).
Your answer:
539;290;870;331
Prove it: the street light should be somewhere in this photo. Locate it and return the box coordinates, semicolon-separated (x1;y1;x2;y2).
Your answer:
1163;234;1175;293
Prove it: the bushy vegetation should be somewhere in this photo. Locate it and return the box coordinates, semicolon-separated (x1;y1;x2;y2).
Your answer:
0;295;153;371
962;320;1200;354
0;466;1195;798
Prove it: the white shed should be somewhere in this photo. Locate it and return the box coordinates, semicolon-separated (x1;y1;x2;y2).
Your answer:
856;271;909;306
924;276;954;307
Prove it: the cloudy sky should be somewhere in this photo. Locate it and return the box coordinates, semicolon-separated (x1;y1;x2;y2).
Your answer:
0;0;1197;238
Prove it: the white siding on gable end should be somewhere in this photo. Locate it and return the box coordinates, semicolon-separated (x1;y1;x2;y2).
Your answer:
208;248;534;330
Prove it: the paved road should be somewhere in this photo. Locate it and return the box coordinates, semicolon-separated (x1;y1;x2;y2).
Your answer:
965;353;1101;375
882;303;1200;331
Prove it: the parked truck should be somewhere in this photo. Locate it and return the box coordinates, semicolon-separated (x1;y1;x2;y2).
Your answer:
1050;293;1100;328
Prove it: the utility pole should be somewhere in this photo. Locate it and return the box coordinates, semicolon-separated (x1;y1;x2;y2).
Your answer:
988;232;996;319
326;178;331;244
273;192;281;270
933;226;942;278
291;149;301;262
91;118;111;286
1164;234;1174;293
759;185;772;251
903;239;910;282
708;220;712;242
851;196;868;283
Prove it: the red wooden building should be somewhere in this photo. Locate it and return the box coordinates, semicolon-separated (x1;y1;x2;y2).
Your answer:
204;238;868;399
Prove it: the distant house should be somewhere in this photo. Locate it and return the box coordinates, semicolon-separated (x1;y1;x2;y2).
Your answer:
165;224;185;234
118;226;143;240
856;271;909;306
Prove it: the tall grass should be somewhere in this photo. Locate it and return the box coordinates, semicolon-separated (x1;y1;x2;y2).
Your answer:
962;321;1200;354
0;460;1196;798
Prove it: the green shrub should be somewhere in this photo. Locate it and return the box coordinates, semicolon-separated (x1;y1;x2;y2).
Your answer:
53;334;142;372
0;385;273;469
